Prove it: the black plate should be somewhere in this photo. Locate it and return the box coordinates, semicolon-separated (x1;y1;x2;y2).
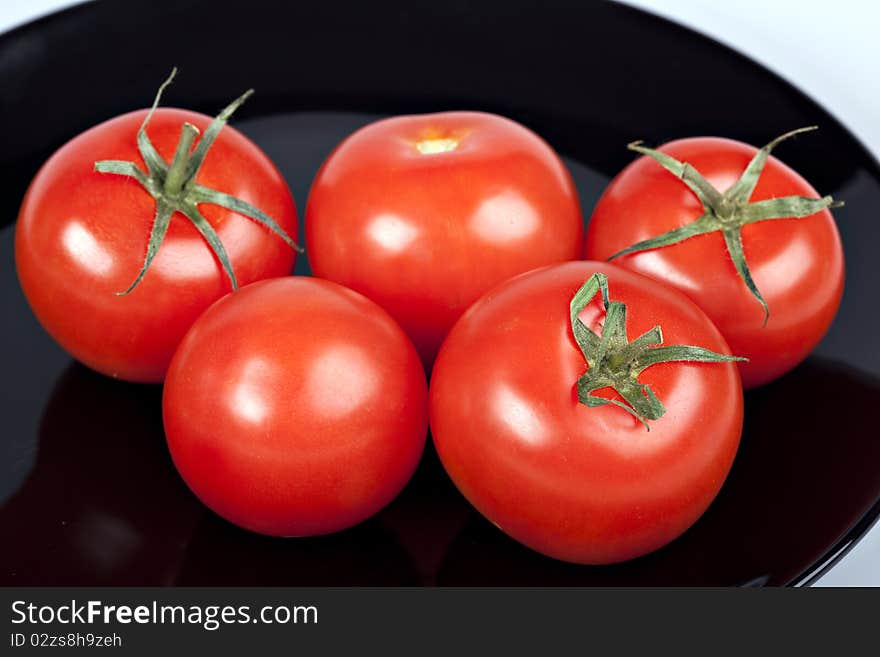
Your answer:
2;0;879;586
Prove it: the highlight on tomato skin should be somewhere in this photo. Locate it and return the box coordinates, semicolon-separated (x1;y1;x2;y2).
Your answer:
162;277;429;538
14;73;299;383
305;110;584;369
584;131;844;389
429;261;744;565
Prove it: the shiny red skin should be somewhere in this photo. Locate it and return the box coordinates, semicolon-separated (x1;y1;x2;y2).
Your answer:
305;111;584;367
585;137;844;388
15;108;298;382
430;261;743;565
163;277;428;537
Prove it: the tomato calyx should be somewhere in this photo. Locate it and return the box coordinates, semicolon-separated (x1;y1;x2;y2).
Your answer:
607;127;843;325
570;273;745;430
94;68;302;295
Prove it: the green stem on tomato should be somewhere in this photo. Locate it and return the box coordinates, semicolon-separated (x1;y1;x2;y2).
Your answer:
93;68;302;296
570;273;746;430
164;122;200;197
608;128;842;325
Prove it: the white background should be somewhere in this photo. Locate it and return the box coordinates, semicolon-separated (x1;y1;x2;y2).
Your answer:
1;0;877;585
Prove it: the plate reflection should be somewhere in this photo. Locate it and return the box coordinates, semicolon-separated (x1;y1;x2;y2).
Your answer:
3;357;879;586
0;364;201;585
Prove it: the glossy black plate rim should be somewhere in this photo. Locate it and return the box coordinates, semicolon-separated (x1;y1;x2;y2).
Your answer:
2;0;879;587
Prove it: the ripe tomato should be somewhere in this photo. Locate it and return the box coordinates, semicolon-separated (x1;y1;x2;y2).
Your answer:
15;74;298;383
584;130;844;388
305;111;584;367
430;261;743;565
163;277;428;537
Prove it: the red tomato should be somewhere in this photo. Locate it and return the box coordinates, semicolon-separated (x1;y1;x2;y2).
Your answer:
16;94;298;383
585;134;844;388
163;277;428;537
429;261;743;564
305;111;584;367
